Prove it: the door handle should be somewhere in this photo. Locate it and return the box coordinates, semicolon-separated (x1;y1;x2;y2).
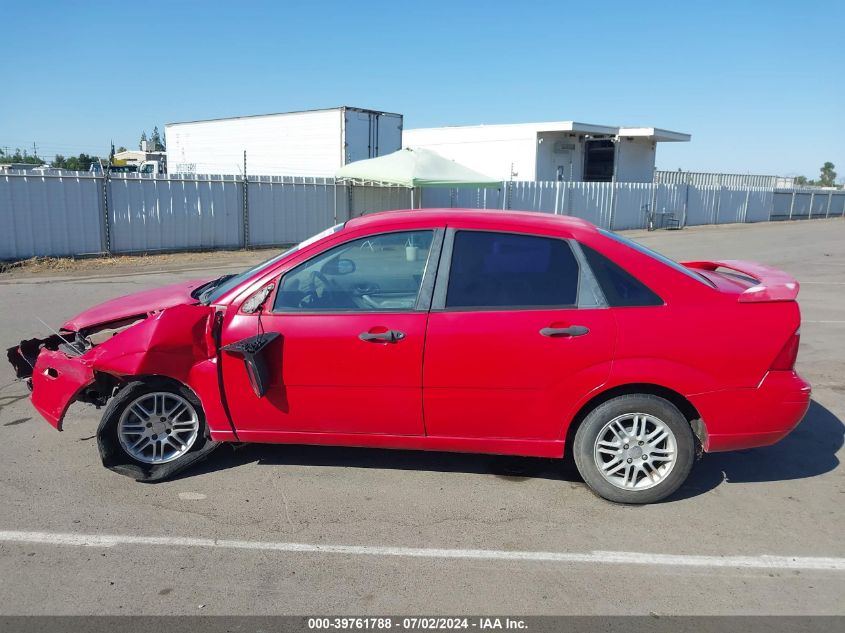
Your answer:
540;325;590;337
358;329;406;343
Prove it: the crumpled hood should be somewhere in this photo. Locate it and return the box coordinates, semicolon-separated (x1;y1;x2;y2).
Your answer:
61;278;211;331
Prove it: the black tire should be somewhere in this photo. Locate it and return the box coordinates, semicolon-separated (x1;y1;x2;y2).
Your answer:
96;377;218;482
573;394;694;504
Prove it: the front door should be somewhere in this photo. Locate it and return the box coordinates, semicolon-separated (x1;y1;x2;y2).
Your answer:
423;230;617;440
221;229;439;438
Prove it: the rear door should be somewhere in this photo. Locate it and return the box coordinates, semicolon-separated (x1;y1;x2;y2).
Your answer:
423;229;617;441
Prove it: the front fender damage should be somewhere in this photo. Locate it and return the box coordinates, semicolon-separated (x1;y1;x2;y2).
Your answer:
9;303;223;481
29;349;96;428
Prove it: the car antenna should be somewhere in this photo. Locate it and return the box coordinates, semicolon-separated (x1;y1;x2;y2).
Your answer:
36;317;82;356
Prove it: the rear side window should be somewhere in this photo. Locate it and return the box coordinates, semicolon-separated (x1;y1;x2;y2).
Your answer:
446;231;579;308
580;244;663;307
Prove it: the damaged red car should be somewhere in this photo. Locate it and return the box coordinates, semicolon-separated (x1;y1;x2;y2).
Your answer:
7;209;811;503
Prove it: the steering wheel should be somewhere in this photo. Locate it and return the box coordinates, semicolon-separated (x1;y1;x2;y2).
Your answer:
300;270;336;307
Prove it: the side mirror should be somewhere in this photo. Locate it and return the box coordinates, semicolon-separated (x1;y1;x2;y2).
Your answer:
322;258;356;276
222;332;280;398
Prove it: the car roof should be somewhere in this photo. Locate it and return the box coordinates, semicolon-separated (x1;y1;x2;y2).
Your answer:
345;208;597;235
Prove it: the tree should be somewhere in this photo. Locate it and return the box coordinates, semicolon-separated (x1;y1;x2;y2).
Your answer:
139;131;148;151
150;126;165;151
117;146;127;153
50;153;100;171
818;162;837;187
794;175;808;186
0;148;44;165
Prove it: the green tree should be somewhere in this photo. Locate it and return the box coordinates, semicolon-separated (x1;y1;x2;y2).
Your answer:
139;131;148;150
818;162;837;187
50;153;100;171
117;146;128;153
0;148;44;165
794;175;808;186
150;126;165;151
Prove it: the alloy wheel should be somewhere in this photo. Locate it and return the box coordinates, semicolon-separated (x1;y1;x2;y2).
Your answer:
593;412;677;490
117;392;200;464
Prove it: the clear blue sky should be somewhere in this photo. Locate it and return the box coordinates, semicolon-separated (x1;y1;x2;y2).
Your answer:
2;0;843;178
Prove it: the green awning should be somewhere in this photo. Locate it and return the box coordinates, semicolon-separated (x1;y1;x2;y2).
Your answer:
335;147;500;188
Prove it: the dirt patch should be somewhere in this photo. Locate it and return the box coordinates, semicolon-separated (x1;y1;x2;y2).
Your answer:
0;248;285;278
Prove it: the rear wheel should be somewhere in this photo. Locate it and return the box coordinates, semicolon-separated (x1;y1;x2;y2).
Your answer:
573;394;695;504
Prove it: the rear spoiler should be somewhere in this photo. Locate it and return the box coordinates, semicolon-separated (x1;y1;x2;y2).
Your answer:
682;259;799;302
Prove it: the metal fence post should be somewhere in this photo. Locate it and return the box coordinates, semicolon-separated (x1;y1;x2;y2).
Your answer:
648;183;657;229
714;175;722;224
101;171;112;254
554;181;561;215
242;151;250;248
743;187;751;223
332;177;338;224
826;192;833;218
768;188;774;221
608;182;617;230
682;181;690;227
808;191;815;220
788;191;796;220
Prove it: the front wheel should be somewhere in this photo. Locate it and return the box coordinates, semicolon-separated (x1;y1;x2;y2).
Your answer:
573;394;695;504
97;378;218;482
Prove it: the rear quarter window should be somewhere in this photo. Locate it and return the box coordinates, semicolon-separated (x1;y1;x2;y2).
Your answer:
580;244;663;307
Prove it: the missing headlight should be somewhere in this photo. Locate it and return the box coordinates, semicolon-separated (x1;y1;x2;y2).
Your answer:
81;316;146;346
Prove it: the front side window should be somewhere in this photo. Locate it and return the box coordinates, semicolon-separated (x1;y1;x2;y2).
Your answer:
274;230;434;312
446;231;579;309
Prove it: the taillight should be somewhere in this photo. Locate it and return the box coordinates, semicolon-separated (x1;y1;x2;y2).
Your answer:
771;329;800;370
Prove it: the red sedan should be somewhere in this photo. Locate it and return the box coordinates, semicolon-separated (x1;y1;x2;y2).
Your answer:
7;209;811;503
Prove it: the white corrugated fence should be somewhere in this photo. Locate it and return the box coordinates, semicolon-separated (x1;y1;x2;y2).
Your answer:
1;170;844;260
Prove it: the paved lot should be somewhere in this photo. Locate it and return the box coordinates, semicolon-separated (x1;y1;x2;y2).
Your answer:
0;219;843;615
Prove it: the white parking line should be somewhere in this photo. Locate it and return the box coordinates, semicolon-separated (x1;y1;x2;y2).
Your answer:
1;530;843;571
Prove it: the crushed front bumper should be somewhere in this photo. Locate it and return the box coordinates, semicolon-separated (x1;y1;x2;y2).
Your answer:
7;338;96;430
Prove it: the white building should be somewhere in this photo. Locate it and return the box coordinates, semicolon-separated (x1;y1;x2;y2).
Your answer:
403;121;690;183
166;107;403;177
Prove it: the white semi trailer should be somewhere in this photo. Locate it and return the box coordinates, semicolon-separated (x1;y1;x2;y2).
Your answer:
165;107;403;177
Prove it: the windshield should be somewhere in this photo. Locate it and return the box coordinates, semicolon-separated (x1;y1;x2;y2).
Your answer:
599;229;713;286
201;223;345;304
